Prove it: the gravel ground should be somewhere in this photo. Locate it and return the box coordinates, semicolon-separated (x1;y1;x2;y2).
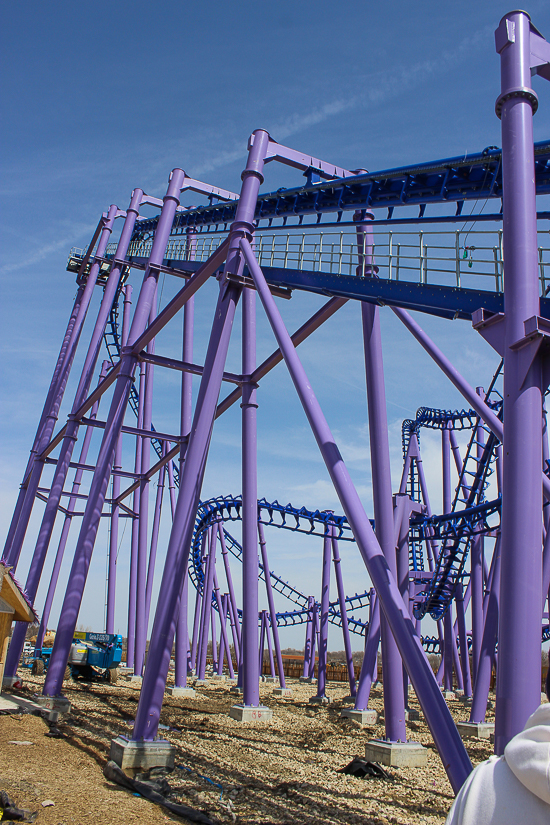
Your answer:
0;671;497;825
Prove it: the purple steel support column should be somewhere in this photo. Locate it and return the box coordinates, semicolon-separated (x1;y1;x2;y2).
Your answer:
357;209;406;742
135;299;157;677
190;548;205;672
455;583;472;698
144;447;166;634
241;277;260;707
228;596;241;667
442;427;454;691
242;238;471;790
107;285;134;634
470;535;502;723
6;206;120;570
258;611;266;676
43;171;186;697
33;362;109;653
219;522;241;653
355;591;380;710
495;9;543;753
211;610;218;667
175;228;196;687
130;130;274;740
197;529;215;681
127;362;145;671
302;597;314;678
266;614;276;677
471;395;486;683
213;570;234;678
3;284;85;562
330;528;356;696
308;607;319;679
258;522;286;688
315;531;332;699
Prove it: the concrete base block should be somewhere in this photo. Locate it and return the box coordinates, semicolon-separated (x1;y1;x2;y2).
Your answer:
273;687;292;697
229;704;273;722
458;695;473;705
308;694;332;705
299;676;317;684
261;675;278;683
194;679;208;687
210;674;226;682
455;689;465;697
457;721;495;740
2;676;22;689
230;686;243;694
125;675;143;685
340;695;356;706
118;666;133;675
35;695;71;715
405;708;421;721
167;686;196;698
490;732;495;745
441;690;456;701
109;736;175;776
364;739;428;768
341;708;378;725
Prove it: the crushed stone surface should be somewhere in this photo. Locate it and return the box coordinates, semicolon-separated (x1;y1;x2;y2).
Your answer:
0;672;497;824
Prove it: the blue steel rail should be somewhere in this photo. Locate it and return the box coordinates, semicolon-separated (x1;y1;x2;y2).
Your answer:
131;141;550;236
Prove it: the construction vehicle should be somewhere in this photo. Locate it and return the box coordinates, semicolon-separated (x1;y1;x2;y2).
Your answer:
29;632;122;683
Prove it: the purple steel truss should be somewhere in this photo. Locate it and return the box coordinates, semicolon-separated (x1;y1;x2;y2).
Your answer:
3;10;550;796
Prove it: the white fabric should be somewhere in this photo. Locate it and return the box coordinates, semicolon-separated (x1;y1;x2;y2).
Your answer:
445;703;550;825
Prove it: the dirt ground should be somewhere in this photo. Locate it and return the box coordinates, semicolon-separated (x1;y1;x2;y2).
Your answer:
0;671;497;825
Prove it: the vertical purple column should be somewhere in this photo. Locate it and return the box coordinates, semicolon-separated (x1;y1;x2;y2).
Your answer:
43;171;185;697
258;522;286;689
106;284;133;634
315;530;332;699
241;278;260;707
302;597;314;679
357;211;406;742
330;528;356;696
219;523;241;655
175;227;196;688
470;535;502;723
197;528;215;681
455;583;472;698
442;427;454;691
494;10;543;753
131;130;270;740
135;301;157;676
127;362;145;671
470;395;485;683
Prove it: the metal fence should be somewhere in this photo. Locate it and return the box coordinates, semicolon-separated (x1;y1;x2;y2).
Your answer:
95;227;550;295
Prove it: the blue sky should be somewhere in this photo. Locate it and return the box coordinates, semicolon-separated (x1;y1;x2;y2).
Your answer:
1;1;550;646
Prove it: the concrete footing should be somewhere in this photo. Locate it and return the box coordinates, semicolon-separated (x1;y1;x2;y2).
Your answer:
273;687;292;697
194;679;208;687
405;708;421;721
125;675;143;685
261;675;278;683
308;695;332;705
364;739;428;768
230;685;243;695
441;690;456;701
341;708;378;725
167;686;195;698
2;676;21;689
457;721;495;740
210;674;226;682
299;676;317;684
229;704;273;722
35;694;71;722
109;735;175;776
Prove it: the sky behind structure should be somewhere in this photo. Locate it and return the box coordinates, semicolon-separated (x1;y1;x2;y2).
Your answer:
1;1;550;644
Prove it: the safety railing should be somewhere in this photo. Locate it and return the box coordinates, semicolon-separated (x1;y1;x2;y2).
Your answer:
95;226;549;295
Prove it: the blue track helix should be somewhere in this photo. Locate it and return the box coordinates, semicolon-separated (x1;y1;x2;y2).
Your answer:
191;495;370;635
